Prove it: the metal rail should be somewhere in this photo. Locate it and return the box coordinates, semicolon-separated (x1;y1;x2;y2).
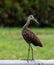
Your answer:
0;60;54;65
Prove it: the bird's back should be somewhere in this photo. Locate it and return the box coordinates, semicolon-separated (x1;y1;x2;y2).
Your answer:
22;28;43;47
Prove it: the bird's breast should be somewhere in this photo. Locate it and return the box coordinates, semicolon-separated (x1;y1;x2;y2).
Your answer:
22;30;31;43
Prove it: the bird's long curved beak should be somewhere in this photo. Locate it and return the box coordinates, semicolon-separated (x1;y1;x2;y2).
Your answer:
34;18;39;24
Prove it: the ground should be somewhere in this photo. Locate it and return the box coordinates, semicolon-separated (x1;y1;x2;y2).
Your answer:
0;28;54;59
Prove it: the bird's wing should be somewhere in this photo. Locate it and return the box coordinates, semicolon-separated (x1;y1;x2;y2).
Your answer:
25;29;43;47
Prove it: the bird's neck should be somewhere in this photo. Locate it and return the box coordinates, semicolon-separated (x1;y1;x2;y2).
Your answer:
23;18;30;30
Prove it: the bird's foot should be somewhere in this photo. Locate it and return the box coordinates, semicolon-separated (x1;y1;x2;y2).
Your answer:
27;59;34;63
27;59;30;63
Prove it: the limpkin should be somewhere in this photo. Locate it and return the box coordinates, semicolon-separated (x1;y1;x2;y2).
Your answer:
22;15;43;60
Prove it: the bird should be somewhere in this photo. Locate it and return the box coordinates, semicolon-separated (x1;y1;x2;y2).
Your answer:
22;15;43;60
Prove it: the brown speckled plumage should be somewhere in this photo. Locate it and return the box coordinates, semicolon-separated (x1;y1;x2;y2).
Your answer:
22;28;42;47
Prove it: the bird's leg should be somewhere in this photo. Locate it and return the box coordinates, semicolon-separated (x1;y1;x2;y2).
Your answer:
30;45;34;60
27;44;30;61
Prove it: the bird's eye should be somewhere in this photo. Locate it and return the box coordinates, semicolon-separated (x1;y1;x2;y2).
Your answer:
30;16;32;18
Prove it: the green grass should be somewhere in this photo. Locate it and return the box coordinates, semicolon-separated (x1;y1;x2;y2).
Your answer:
0;28;54;60
30;28;54;34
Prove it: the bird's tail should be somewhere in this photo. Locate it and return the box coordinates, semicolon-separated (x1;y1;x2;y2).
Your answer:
39;43;43;47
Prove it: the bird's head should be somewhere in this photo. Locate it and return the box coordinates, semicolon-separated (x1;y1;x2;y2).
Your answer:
28;15;39;24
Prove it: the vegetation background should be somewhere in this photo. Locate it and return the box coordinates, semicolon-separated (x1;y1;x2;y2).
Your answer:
0;0;54;27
